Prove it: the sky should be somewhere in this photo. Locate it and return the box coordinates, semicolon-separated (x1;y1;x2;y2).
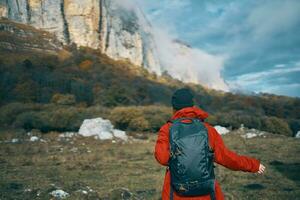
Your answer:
137;0;300;97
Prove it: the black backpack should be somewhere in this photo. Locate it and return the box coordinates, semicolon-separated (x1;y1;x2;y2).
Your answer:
168;117;215;200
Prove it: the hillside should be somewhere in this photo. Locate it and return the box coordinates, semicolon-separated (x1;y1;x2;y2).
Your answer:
0;19;300;137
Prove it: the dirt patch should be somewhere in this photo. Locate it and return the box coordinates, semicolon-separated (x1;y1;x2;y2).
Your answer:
270;160;300;184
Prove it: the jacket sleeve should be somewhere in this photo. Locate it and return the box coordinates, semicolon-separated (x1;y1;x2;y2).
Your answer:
205;123;260;173
154;123;170;166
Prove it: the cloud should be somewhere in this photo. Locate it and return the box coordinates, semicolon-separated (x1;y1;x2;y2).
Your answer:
228;62;300;95
136;0;229;91
247;0;300;39
230;66;300;86
125;0;300;96
151;27;229;91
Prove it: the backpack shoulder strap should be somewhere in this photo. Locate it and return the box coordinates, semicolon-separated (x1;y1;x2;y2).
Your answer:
168;117;204;124
167;119;174;123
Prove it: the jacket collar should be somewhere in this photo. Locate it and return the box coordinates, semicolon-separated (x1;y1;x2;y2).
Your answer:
171;106;209;120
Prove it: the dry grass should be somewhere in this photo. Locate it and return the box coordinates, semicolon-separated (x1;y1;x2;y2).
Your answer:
0;129;299;200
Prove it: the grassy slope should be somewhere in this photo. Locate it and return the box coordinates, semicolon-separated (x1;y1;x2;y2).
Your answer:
0;130;299;200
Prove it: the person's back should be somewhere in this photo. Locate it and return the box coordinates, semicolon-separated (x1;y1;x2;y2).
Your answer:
154;88;265;200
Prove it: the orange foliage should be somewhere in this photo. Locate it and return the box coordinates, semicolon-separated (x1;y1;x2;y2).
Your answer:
79;59;93;71
57;49;72;61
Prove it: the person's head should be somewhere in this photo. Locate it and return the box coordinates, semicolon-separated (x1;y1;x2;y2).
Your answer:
171;88;194;112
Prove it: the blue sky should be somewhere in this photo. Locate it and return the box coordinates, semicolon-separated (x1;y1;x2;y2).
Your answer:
139;0;300;97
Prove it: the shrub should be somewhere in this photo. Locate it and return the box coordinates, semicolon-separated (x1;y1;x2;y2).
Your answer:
288;119;300;136
13;111;45;131
206;115;218;126
212;112;240;129
12;104;109;132
14;107;84;132
262;116;293;136
109;106;172;132
51;93;76;105
140;106;172;132
79;60;93;71
0;103;43;126
128;116;150;131
109;106;145;131
57;49;72;62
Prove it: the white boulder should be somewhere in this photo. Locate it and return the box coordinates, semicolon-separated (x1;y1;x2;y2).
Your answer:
243;132;257;139
78;118;127;141
214;125;230;135
30;136;39;142
11;138;19;143
113;129;128;141
50;189;69;199
295;131;300;138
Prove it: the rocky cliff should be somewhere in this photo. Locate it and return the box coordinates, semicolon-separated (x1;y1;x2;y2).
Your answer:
0;18;62;53
0;0;161;74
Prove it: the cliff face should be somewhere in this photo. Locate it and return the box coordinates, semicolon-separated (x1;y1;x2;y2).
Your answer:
0;18;62;53
0;0;161;74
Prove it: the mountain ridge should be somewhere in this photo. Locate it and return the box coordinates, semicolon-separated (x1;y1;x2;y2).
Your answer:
0;0;161;74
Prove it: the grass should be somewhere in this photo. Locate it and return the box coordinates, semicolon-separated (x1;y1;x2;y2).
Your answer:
0;129;299;200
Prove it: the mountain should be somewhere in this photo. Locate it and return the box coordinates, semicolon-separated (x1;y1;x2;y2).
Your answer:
0;0;230;91
0;0;161;74
0;4;299;137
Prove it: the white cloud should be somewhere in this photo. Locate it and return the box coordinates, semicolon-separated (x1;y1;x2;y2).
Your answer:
247;0;300;39
274;64;286;68
118;0;229;91
151;27;229;91
119;0;300;95
228;64;300;90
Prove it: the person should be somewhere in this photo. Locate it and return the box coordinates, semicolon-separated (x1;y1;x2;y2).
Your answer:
154;88;265;200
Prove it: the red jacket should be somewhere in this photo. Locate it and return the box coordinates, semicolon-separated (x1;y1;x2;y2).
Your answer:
154;106;260;200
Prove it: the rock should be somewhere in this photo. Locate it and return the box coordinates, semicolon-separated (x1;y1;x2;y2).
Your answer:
11;138;19;143
295;131;300;138
69;147;78;153
1;0;161;74
79;118;113;140
59;132;77;138
30;136;39;142
64;0;101;48
50;189;70;199
243;132;258;139
0;4;7;18
113;129;128;141
78;117;127;141
241;128;265;139
214;125;230;135
0;18;62;52
78;189;88;194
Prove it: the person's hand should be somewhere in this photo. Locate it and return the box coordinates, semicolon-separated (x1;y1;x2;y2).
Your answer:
257;164;266;174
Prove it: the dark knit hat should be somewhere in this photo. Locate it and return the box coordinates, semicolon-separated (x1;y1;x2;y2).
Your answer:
172;88;194;110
